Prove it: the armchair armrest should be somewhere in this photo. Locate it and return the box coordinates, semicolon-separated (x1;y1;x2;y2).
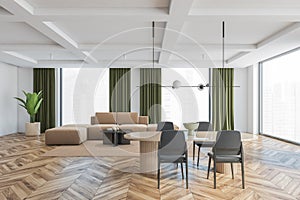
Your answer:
139;116;149;125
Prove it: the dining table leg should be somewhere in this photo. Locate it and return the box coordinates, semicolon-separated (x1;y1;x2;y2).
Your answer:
140;141;159;174
216;163;237;175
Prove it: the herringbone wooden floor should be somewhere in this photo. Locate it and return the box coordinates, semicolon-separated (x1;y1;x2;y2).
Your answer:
0;133;300;200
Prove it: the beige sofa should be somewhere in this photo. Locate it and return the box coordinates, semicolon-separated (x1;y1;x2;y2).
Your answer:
88;112;154;140
45;112;157;145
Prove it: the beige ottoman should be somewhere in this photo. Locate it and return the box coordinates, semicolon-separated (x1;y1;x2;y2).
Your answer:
45;126;87;145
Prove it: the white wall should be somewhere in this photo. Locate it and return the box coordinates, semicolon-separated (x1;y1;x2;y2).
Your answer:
247;64;259;134
17;67;33;133
234;68;248;132
0;62;18;136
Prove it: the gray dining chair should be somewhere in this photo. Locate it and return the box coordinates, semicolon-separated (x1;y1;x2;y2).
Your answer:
157;130;188;189
193;122;215;167
157;121;174;131
207;130;245;189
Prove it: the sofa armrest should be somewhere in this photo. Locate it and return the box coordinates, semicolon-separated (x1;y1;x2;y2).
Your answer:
138;116;149;125
91;116;99;125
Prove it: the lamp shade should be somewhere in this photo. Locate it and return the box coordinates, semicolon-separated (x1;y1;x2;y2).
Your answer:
172;80;181;89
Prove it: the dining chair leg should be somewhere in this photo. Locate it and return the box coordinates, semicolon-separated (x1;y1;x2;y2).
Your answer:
231;163;234;179
197;146;201;167
241;161;245;189
207;156;211;179
185;158;188;189
213;159;216;189
180;161;184;179
193;141;195;161
157;160;160;189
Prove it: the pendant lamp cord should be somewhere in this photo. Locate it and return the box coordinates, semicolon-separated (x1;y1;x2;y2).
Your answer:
152;21;155;85
222;21;225;68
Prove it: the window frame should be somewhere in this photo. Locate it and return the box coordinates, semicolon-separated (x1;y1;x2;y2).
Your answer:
259;47;300;145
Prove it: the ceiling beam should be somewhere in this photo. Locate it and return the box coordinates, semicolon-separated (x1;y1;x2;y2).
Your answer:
36;59;222;68
0;43;256;52
188;15;300;22
227;22;300;64
34;7;168;16
257;22;300;48
189;8;300;16
0;51;37;66
0;0;98;64
158;0;195;65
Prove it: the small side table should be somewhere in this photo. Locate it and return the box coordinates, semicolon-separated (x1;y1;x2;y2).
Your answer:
103;129;131;146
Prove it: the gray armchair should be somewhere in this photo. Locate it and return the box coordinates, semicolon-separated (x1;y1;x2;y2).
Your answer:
156;121;174;131
207;130;245;189
193;122;215;167
157;130;188;189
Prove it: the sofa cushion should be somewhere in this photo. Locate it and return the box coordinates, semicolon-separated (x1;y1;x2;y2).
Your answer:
119;124;147;132
138;116;149;125
116;112;138;124
96;112;116;124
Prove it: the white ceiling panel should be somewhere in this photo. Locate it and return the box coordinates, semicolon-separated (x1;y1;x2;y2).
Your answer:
178;21;291;45
191;0;300;9
0;22;56;44
54;21;166;44
16;51;79;60
1;0;300;68
27;0;170;8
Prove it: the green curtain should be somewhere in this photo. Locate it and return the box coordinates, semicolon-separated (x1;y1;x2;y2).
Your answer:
33;68;56;133
109;68;131;112
212;68;234;131
140;68;161;123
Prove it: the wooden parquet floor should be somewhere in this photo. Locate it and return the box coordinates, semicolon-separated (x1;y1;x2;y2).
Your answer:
0;133;300;200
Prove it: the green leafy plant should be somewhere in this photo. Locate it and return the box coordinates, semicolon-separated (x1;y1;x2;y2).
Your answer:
15;91;43;123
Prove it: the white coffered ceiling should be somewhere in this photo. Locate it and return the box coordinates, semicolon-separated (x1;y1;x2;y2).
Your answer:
0;0;300;68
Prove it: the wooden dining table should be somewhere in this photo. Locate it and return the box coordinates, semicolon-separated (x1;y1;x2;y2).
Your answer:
124;131;256;174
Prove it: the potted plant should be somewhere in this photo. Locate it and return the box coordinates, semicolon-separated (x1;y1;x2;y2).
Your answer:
15;91;43;136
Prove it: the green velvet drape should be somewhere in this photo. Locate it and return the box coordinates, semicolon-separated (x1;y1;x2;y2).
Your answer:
212;68;234;131
33;68;56;133
140;68;161;123
109;68;131;112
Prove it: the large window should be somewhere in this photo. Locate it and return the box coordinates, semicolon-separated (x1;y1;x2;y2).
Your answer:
61;67;210;128
161;68;209;128
62;68;109;125
261;49;300;143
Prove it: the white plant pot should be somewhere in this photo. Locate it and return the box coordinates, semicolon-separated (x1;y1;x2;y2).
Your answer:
25;122;40;136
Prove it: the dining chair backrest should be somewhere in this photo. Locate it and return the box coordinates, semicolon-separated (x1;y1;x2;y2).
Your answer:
197;122;213;131
158;130;186;157
213;130;241;156
157;121;174;131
